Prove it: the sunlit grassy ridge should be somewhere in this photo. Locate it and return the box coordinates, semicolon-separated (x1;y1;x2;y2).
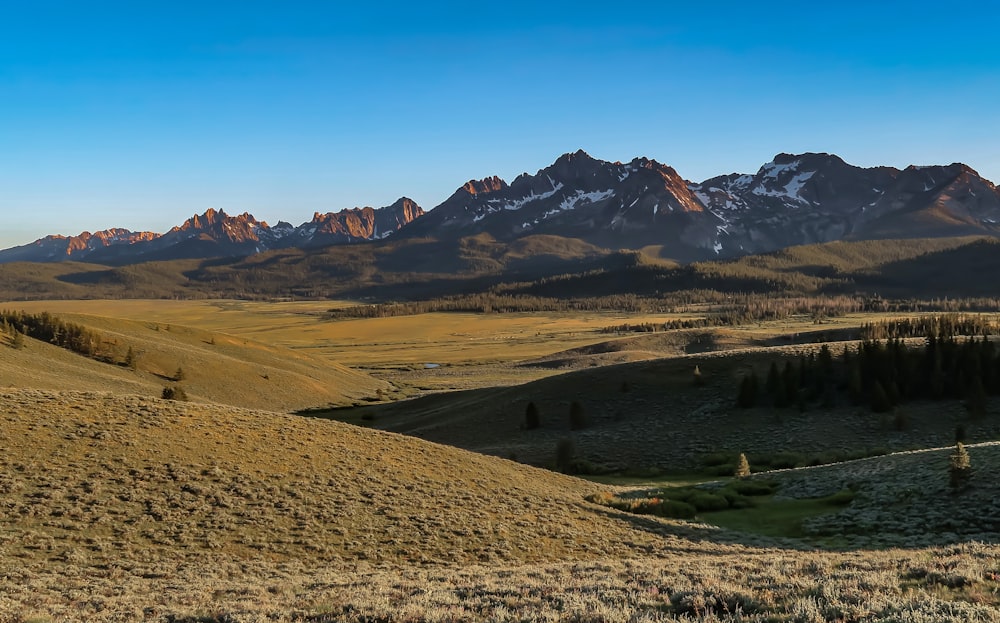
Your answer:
0;311;387;410
0;388;714;569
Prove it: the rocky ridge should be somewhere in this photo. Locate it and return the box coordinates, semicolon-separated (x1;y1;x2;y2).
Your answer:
5;150;1000;264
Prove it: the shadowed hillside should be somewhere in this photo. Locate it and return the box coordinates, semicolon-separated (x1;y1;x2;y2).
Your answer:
338;344;1000;472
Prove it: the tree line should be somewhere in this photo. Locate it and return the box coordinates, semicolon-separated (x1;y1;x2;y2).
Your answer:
1;310;107;358
737;330;1000;415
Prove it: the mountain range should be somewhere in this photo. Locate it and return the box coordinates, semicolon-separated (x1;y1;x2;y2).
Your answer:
4;151;999;264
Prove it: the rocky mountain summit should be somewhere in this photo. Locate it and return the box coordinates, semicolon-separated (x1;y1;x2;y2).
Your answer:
402;150;1000;259
4;150;998;265
0;200;424;264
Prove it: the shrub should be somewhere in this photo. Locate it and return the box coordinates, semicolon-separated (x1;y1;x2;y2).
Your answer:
688;491;730;512
174;366;186;382
660;499;697;519
729;480;775;496
524;401;540;430
162;386;188;401
826;488;855;506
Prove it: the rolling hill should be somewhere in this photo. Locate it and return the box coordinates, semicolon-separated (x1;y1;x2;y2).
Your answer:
0;312;387;411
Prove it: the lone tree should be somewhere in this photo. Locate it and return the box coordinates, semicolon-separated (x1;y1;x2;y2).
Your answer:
569;400;588;430
174;366;186;382
693;365;705;386
125;346;138;370
524;401;541;430
555;437;577;474
949;442;972;490
734;453;751;479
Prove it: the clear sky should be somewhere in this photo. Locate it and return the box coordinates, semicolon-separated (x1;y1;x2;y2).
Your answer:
2;1;999;248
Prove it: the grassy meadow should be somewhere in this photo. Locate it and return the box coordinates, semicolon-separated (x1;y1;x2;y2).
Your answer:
3;297;1000;620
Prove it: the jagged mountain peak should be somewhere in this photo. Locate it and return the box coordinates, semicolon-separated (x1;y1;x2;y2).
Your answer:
3;150;1000;266
461;176;508;196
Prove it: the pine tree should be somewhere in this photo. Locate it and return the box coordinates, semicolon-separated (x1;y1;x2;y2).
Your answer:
737;372;758;408
524;401;541;430
693;365;705;386
10;330;25;350
765;362;779;397
818;344;834;373
174;366;186;382
949;442;972;490
734;453;751;479
870;380;892;413
555;438;577;474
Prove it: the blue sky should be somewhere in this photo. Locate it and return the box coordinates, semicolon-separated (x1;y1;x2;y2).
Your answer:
2;1;999;247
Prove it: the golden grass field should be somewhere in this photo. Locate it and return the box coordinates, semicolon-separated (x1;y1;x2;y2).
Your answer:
2;299;1000;621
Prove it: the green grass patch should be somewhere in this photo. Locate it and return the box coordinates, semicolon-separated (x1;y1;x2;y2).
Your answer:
701;491;855;539
586;478;857;542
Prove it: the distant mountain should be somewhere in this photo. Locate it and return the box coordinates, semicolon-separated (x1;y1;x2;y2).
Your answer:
400;150;722;256
4;150;1000;265
0;200;425;264
0;228;159;263
402;150;1000;259
692;153;1000;254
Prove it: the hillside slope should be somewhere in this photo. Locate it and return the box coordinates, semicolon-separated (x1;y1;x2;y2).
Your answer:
0;389;704;569
344;346;1000;470
0;313;386;411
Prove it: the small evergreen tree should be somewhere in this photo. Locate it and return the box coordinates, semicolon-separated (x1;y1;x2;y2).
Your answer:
949;442;971;490
734;453;751;479
125;346;137;370
524;401;541;430
174;366;186;382
692;365;705;386
555;437;577;473
10;330;25;350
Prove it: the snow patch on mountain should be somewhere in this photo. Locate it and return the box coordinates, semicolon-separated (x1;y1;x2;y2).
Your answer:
558;189;614;211
501;183;565;211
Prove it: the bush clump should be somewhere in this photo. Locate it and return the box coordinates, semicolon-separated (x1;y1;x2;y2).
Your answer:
688;491;730;512
162;386;188;401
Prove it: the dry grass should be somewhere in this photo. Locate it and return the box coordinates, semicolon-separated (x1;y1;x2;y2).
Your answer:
3;302;1000;620
0;388;726;570
2;387;999;621
7;298;706;375
0;310;387;410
